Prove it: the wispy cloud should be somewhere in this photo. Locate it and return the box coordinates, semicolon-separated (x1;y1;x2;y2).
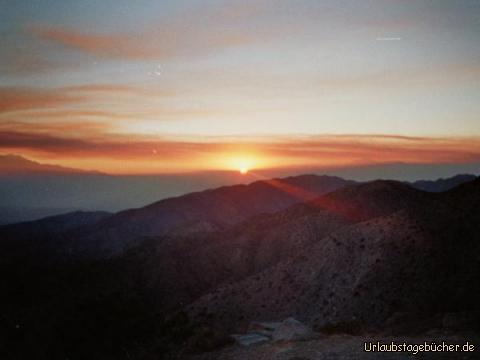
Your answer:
1;129;479;174
0;120;111;136
0;48;57;75
262;135;480;165
0;87;84;114
28;1;278;60
0;84;176;117
0;85;150;115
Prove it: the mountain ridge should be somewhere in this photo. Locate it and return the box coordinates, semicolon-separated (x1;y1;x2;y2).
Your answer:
0;154;103;175
1;175;479;359
186;178;480;334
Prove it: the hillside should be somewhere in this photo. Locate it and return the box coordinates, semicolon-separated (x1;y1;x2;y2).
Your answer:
64;175;355;256
0;175;479;359
186;180;480;335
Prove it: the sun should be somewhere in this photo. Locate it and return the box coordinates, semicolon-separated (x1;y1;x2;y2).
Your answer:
231;157;253;174
221;155;262;175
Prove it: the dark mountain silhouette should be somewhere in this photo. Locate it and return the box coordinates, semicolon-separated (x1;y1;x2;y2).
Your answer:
0;174;353;256
0;211;111;263
0;154;102;175
69;174;475;257
64;174;356;256
0;206;81;226
1;175;479;359
1;154;475;220
1;210;111;233
307;180;433;222
323;161;480;182
99;181;433;317
443;175;480;211
410;174;477;192
101;174;353;230
186;179;480;336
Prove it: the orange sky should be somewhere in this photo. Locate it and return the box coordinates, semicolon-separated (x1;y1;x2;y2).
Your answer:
1;82;479;174
1;1;480;175
1;123;480;174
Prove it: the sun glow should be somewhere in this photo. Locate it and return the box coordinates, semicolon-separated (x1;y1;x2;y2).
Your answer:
207;151;282;174
237;159;251;174
227;156;257;174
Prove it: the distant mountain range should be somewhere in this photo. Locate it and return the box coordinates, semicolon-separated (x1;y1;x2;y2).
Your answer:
0;154;102;175
0;172;479;359
0;206;85;226
1;154;479;225
1;173;477;251
0;175;354;257
409;173;477;192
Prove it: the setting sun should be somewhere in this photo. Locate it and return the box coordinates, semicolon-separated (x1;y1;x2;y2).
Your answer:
231;157;255;174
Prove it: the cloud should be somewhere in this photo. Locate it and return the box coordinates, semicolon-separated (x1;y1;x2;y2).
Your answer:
0;87;84;114
0;85;148;115
0;83;242;139
63;84;154;94
2;1;279;77
261;135;480;165
29;26;146;59
28;23;258;60
0;84;175;117
0;31;71;76
27;1;283;60
0;120;111;135
0;130;220;160
0;48;56;75
1;129;480;174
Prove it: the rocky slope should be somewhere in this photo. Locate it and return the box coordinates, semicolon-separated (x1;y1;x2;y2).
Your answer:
1;175;479;359
0;174;353;258
75;175;354;255
186;180;480;335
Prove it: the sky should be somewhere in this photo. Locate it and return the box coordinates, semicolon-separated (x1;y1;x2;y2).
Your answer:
1;0;480;174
